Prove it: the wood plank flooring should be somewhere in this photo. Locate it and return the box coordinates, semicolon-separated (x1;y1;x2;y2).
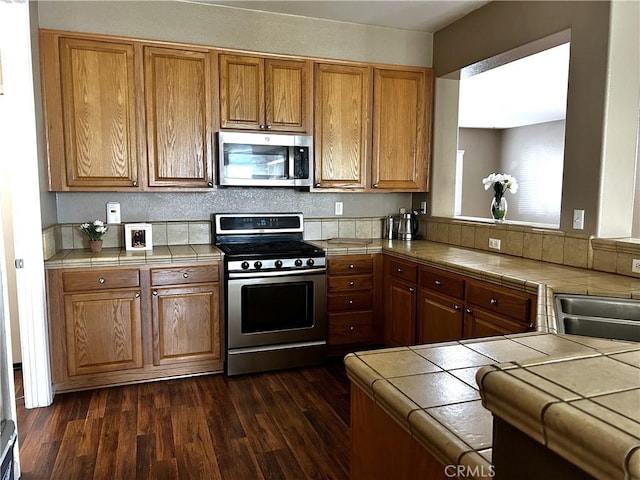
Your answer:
15;361;351;479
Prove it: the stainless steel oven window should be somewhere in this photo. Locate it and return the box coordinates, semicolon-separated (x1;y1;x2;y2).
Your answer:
241;281;314;333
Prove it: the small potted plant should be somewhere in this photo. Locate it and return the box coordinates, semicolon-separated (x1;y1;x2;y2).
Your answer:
79;220;109;253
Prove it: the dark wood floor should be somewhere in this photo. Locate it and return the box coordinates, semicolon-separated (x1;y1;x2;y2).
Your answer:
15;362;351;479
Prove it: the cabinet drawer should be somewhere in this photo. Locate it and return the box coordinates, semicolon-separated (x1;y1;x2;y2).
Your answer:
328;292;373;311
419;266;464;299
63;269;140;292
328;255;374;275
329;311;374;345
387;258;417;283
328;275;373;293
151;264;219;286
466;282;531;323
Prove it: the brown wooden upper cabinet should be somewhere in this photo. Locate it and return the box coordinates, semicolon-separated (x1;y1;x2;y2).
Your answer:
313;63;372;189
40;31;216;191
218;54;312;133
313;63;433;192
41;33;140;190
144;46;214;188
372;67;431;191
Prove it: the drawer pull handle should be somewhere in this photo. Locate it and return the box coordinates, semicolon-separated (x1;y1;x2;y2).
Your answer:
349;281;355;286
454;304;461;311
153;290;158;296
349;264;355;269
349;325;355;332
98;278;105;284
183;272;189;279
409;287;415;293
397;268;403;273
434;280;442;286
490;298;498;306
135;292;140;298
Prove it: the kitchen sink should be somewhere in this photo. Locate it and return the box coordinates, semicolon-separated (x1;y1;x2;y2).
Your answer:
554;295;640;342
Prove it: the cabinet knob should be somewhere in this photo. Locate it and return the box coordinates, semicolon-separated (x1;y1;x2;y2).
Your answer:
348;300;354;305
98;277;105;284
153;290;158;296
372;183;379;188
134;292;140;298
132;180;138;187
409;287;415;293
183;272;189;279
349;325;355;332
314;183;321;188
466;308;473;314
434;280;442;286
266;125;272;130
259;124;265;129
348;281;355;286
397;268;403;273
207;182;213;188
490;298;498;306
454;304;461;310
349;264;355;269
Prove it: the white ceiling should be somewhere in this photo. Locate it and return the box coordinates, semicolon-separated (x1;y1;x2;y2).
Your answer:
195;0;488;33
458;43;570;129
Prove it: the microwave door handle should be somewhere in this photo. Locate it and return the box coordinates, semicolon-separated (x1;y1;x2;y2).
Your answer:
289;147;295;180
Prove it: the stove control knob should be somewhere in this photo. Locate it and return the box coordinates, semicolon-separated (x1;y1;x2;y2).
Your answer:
306;258;315;267
295;259;303;267
241;261;250;270
254;261;263;270
274;260;283;268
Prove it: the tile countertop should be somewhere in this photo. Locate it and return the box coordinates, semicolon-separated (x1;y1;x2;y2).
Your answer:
44;244;224;268
345;333;639;480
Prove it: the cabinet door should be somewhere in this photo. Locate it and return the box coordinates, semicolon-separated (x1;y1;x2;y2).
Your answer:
417;290;464;344
64;289;143;375
385;279;416;346
219;54;264;129
144;47;214;188
371;67;431;191
265;58;311;132
58;37;140;189
463;308;530;340
314;63;371;189
151;284;221;365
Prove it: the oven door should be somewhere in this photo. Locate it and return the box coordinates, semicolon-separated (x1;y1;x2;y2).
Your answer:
227;271;327;349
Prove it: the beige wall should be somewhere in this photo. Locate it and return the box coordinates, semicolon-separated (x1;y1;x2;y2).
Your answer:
37;0;432;66
433;1;617;235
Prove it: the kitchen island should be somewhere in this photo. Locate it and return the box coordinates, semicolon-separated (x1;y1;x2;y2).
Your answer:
345;333;639;479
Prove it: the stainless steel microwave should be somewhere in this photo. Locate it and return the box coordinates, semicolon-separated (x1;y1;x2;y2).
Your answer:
217;132;313;187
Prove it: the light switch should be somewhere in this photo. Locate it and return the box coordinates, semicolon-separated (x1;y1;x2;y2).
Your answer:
573;209;585;230
107;202;121;224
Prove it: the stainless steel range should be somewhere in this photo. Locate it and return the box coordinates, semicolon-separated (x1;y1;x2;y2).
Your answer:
214;213;327;376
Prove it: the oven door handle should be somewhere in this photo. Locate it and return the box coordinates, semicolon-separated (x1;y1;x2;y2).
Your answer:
228;268;326;279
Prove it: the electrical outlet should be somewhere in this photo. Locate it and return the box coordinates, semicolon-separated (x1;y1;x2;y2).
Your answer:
334;201;343;216
573;209;585;230
489;238;501;250
632;259;640;274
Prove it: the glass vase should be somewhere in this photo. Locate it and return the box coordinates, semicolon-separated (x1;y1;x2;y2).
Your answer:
490;196;507;222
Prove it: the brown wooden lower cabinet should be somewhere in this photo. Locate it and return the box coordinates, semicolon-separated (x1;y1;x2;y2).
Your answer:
46;263;224;392
383;256;535;347
351;384;448;480
416;289;464;344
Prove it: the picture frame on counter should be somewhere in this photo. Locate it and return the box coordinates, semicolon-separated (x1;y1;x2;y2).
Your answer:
125;223;153;251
